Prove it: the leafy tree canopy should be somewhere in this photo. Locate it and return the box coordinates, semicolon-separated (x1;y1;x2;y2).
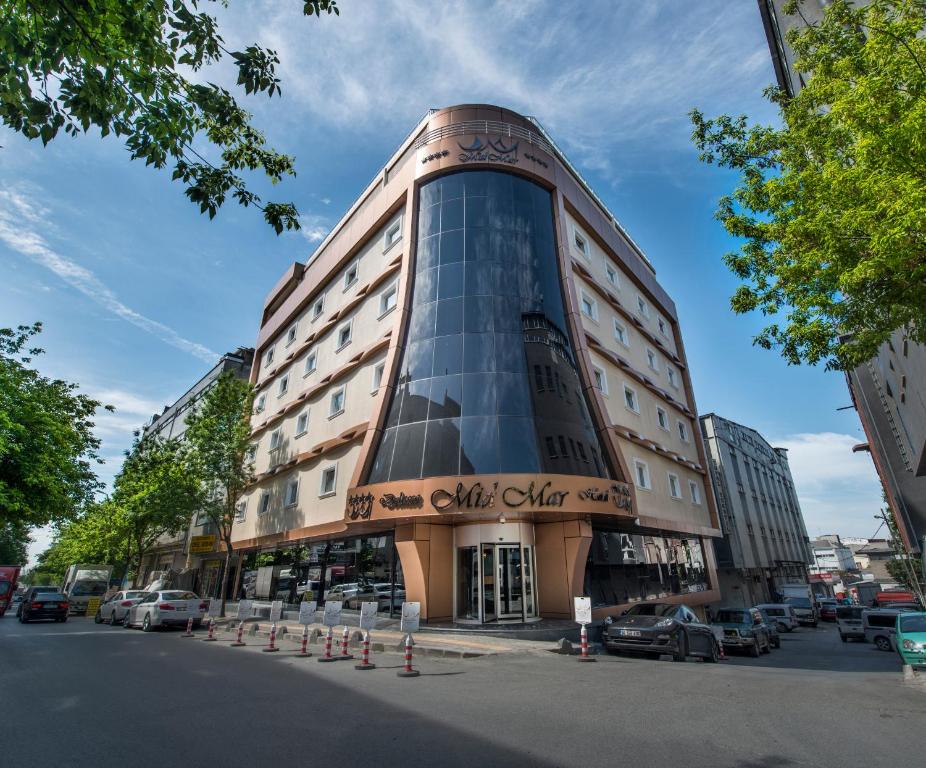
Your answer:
0;1;339;234
0;323;107;529
690;0;926;370
0;519;30;565
33;499;127;580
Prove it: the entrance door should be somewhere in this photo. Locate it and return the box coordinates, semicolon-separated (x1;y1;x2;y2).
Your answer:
481;544;496;622
496;545;523;619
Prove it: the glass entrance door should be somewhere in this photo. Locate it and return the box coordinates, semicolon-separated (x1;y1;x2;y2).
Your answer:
496;545;523;619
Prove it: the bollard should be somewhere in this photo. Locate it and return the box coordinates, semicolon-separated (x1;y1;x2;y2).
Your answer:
317;626;337;662
397;633;420;678
203;617;217;642
262;621;280;653
338;625;354;660
230;621;246;647
297;624;312;657
355;630;375;670
181;617;195;638
577;624;596;662
717;638;726;661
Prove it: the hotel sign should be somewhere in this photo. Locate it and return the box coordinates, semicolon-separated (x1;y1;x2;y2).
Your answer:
457;137;519;165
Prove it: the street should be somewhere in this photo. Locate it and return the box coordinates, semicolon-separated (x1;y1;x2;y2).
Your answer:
2;615;924;768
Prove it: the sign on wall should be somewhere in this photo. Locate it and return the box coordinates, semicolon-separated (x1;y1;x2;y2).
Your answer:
573;596;592;625
189;535;216;554
400;601;421;633
298;600;317;625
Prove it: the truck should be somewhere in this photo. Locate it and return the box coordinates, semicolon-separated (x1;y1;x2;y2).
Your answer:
779;583;818;627
0;565;22;617
62;564;113;615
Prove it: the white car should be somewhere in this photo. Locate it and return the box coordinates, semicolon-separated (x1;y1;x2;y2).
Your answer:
124;590;207;632
95;590;147;625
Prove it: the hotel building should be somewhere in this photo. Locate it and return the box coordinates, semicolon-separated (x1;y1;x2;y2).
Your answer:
230;105;721;623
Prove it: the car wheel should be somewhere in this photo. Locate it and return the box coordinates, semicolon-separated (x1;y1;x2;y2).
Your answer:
19;614;27;624
705;639;719;663
875;635;891;652
94;610;103;624
142;614;152;633
110;610;119;626
60;616;67;623
773;637;780;649
672;633;688;662
840;634;848;643
123;613;132;628
750;638;761;657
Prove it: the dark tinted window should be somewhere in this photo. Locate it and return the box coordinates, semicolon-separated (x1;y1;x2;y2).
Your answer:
899;616;926;633
625;604;676;617
369;170;611;482
716;610;749;624
866;613;898;628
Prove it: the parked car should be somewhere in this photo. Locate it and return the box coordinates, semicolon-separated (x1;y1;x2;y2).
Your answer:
18;591;70;623
15;586;62;618
863;607;919;652
124;590;207;632
895;612;926;668
325;583;364;605
783;596;818;627
836;605;866;642
373;583;406;612
712;607;772;657
755;603;799;632
603;603;719;662
756;608;782;648
95;590;147;625
818;599;839;622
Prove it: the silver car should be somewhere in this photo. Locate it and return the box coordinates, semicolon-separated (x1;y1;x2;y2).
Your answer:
95;590;147;625
124;590;207;632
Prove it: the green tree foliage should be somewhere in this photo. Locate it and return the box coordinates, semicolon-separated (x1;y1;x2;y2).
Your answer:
0;520;30;564
32;500;128;581
184;371;254;614
0;323;107;529
0;1;339;234
690;0;926;370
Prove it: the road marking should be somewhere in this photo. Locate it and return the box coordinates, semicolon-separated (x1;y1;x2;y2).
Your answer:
1;631;133;638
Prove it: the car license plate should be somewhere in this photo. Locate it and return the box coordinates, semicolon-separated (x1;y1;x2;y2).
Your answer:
620;629;641;637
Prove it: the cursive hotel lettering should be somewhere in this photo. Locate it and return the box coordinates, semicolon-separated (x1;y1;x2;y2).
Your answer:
380;492;424;510
347;492;374;520
579;484;633;512
457;137;519;165
431;482;498;512
502;481;569;508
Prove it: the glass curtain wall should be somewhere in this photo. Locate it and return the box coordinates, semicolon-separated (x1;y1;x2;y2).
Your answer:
369;170;610;482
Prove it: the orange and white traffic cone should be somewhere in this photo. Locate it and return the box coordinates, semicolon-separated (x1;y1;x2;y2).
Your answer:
297;624;312;657
397;633;420;678
338;625;354;660
577;624;596;662
203;618;217;642
181;617;194;637
262;621;280;653
318;626;337;662
355;630;375;670
230;621;246;647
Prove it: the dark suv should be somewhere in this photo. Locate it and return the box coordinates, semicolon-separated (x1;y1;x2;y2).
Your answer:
603;603;719;662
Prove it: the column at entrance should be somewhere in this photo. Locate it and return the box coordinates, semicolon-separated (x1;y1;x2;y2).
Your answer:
394;522;453;623
534;519;593;619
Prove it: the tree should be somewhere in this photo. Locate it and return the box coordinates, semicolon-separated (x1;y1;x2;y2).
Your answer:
0;1;339;234
112;434;204;585
0;520;30;564
32;499;128;581
690;0;926;370
0;322;108;529
184;371;254;616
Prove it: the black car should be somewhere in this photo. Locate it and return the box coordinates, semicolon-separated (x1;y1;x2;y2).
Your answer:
19;591;69;623
15;586;62;618
603;603;719;662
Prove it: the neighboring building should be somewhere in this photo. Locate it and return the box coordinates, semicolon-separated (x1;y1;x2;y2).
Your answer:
700;413;813;607
137;347;254;594
853;539;894;582
230;104;722;624
757;1;926;555
810;537;857;575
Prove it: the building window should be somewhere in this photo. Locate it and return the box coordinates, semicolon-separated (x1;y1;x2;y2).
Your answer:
646;348;659;371
258;491;271;516
329;386;345;418
296;411;309;436
277;374;289;398
304;349;317;376
657;317;668;337
606;263;619;288
633;459;651;490
380;282;398;317
637;295;650;319
573;228;589;258
246;443;257;462
623;384;639;413
580;291;598;321
264;346;275;368
285;324;297;347
234;500;247;523
545;436;558;459
678;420;690;442
311;295;325;321
667;367;679;389
656;407;670;431
269;429;282;451
255;393;266;414
668;472;682;499
592;365;608;395
285;478;299;507
319;465;337;497
336;320;352;351
384;219;402;251
371;361;385;392
613;319;629;346
343;262;359;290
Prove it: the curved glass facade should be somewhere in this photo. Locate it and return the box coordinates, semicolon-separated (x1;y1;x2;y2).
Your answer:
368;170;611;483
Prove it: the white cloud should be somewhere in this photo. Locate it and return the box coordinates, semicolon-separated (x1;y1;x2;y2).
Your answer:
298;213;331;244
0;188;218;364
771;432;886;539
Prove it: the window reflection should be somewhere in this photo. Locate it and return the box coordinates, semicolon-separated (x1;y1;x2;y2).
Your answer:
369;170;612;482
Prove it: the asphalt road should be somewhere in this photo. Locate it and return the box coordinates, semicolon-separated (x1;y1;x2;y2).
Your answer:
2;614;924;768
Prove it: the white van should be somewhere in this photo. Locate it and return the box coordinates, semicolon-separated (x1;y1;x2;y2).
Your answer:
836;605;865;642
755;603;799;632
863;609;905;651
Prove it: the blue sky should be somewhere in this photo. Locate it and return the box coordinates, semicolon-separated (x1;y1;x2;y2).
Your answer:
0;0;885;564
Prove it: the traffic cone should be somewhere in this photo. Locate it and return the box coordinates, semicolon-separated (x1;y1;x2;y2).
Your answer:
338;625;354;660
297;624;312;657
355;630;375;670
397;633;420;678
262;621;280;652
203;618;217;642
181;617;194;637
577;624;596;662
230;621;246;647
318;626;337;662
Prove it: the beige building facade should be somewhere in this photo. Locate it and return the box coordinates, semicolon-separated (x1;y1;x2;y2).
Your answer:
231;105;721;623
